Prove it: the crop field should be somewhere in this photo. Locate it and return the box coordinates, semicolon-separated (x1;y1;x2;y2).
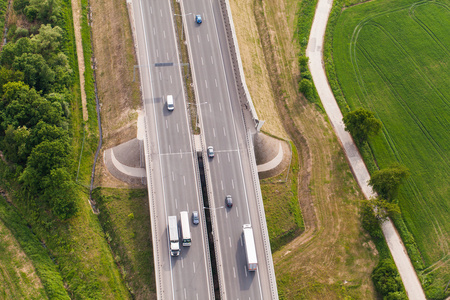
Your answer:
332;0;449;294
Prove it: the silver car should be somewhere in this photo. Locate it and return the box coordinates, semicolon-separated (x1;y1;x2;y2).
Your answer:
192;211;199;225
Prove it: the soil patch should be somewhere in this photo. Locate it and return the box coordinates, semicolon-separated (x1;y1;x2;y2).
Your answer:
88;0;142;188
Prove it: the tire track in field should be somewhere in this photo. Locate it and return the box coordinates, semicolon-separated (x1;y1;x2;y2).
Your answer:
352;23;449;260
352;21;450;169
355;39;449;172
371;20;450;111
356;41;450;196
349;3;420;107
409;1;450;56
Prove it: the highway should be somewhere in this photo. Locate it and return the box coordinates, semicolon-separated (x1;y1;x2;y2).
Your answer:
132;0;214;299
181;0;275;298
131;0;277;298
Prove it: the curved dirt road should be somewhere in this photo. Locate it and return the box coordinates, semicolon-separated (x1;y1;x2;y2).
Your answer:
306;1;426;299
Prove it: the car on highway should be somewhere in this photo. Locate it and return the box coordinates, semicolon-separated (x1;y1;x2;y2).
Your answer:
192;211;199;225
166;94;174;111
207;146;214;158
195;15;202;24
225;195;232;208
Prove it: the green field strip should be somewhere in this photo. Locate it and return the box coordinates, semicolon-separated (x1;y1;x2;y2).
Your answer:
334;0;450;266
355;21;450;161
355;31;449;167
410;2;450;56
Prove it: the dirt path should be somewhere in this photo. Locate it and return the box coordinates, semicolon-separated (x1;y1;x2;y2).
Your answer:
72;0;88;122
306;0;426;299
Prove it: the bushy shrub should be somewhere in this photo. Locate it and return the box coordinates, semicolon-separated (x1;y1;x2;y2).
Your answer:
372;259;407;299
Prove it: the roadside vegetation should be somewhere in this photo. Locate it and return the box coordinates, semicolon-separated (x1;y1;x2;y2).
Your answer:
0;0;133;298
93;188;156;299
230;0;378;298
260;141;304;252
0;194;66;299
327;0;450;298
0;0;7;41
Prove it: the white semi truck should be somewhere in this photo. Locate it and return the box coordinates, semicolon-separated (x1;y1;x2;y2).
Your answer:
243;224;258;271
168;216;180;256
180;211;192;246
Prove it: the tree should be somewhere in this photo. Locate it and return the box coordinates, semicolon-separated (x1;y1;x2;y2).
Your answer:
343;108;382;144
1;81;37;109
48;53;72;91
369;163;410;201
20;139;70;194
0;82;64;131
361;199;384;239
27;139;69;176
29;121;68;148
13;53;55;93
299;78;314;100
13;0;30;13
42;168;78;220
372;259;406;298
2;125;31;164
32;24;63;58
0;37;35;67
0;67;24;94
299;55;309;72
23;0;61;24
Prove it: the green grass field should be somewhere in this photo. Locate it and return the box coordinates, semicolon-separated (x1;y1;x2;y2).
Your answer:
0;196;68;299
332;0;449;296
260;141;304;252
93;188;156;300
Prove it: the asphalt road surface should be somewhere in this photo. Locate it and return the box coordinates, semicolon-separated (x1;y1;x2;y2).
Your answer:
132;0;214;299
181;0;275;298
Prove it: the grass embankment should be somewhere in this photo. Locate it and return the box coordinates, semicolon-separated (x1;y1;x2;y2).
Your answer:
0;194;66;299
72;0;99;186
93;188;156;299
89;0;142;188
329;0;450;297
261;142;304;252
0;163;130;299
230;0;378;298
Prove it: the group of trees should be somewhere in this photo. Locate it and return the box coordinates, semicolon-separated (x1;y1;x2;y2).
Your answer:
342;107;410;299
0;1;77;220
372;259;408;300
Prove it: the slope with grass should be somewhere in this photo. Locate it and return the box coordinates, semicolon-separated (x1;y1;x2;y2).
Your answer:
261;142;304;253
332;0;450;296
0;197;51;299
230;0;379;298
93;188;156;300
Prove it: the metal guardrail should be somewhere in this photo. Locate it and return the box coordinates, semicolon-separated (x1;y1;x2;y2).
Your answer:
245;130;279;299
219;0;260;127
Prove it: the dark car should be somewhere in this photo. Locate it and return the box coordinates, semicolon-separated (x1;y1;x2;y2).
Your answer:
207;146;214;158
225;195;232;208
192;211;199;225
195;15;202;24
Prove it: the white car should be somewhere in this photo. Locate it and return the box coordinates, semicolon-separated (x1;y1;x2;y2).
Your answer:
207;146;214;158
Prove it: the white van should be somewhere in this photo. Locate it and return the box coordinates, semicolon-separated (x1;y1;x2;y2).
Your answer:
167;95;174;111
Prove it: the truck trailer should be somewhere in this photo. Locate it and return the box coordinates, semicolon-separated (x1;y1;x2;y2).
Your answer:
243;224;258;271
180;211;191;246
168;216;180;256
